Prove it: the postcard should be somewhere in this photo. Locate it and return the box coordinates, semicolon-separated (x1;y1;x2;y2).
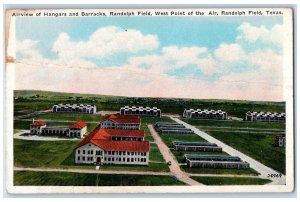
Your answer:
5;8;294;194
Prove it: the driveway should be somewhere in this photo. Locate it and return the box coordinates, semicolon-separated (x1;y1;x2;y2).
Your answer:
171;117;286;185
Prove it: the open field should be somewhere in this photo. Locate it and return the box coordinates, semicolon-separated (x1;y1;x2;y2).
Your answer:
181;119;286;174
14;171;185;186
14;139;169;172
191;176;271;185
14;90;285;118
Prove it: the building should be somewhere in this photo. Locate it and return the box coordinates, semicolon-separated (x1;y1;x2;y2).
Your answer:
29;120;87;138
184;154;250;169
30;120;47;135
52;103;97;114
183;109;228;120
274;134;286;147
172;141;222;152
99;114;141;130
245;111;285;122
120;106;161;117
154;122;194;134
75;128;150;165
68;121;88;138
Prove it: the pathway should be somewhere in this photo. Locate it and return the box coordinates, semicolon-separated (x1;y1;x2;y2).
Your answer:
147;124;202;186
171;117;286;185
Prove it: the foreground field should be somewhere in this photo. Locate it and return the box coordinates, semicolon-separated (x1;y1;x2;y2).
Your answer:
14;90;285;118
14;139;169;172
191;176;271;185
182;119;286;174
14;171;185;186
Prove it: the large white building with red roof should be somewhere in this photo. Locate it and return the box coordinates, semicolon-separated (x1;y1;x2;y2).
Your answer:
99;114;141;130
30;120;47;135
75;128;150;165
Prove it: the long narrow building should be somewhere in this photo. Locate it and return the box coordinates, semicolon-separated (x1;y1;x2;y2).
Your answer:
52;103;97;114
183;109;227;120
172;141;222;152
184;154;250;169
120;106;161;117
245;111;285;122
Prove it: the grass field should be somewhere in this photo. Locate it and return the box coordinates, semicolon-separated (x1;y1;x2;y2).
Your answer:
191;176;271;185
14;171;185;186
181;119;286;174
14;90;285;118
14;139;169;172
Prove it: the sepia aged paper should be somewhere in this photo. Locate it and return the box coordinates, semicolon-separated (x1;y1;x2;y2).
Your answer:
5;7;294;194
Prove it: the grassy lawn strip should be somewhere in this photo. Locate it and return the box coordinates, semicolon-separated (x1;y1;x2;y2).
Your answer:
182;119;285;130
14;171;185;186
26;112;104;122
160;133;208;148
14;139;169;172
182;166;259;175
191;176;271;185
204;131;286;174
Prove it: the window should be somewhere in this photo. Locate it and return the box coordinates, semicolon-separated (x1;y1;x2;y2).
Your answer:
83;157;85;161
87;150;90;155
77;150;80;154
131;158;134;162
131;152;134;155
127;152;130;155
112;158;114;161
127;158;130;162
83;150;85;154
108;158;111;161
91;150;93;155
77;157;80;161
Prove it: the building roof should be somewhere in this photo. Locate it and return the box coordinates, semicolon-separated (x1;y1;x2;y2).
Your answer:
69;121;87;129
101;114;141;124
30;120;46;126
75;128;149;152
276;134;286;138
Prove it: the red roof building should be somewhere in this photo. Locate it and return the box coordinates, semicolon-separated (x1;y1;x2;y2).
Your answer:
100;114;141;130
75;127;150;165
275;134;286;147
30;120;46;126
69;121;87;129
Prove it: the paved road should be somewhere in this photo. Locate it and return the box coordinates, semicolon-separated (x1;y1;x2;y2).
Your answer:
171;117;286;185
14;130;80;141
147;124;202;186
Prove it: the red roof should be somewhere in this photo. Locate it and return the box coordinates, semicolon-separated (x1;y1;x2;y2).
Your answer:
91;140;149;152
75;128;149;152
31;120;46;126
69;121;87;129
101;114;141;124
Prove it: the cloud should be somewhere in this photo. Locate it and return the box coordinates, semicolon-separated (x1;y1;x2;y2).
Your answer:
14;22;285;101
52;26;159;61
236;22;283;50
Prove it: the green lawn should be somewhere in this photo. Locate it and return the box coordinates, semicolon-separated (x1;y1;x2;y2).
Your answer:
14;139;169;172
203;130;286;174
182;119;285;130
191;176;271;185
14;171;185;186
159;133;208;148
182;166;259;175
149;143;166;162
26;112;104;122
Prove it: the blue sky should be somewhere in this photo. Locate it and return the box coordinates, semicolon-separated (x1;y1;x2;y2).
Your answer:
14;15;285;101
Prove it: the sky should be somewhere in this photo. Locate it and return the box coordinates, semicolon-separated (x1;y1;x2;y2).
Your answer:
14;15;285;101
